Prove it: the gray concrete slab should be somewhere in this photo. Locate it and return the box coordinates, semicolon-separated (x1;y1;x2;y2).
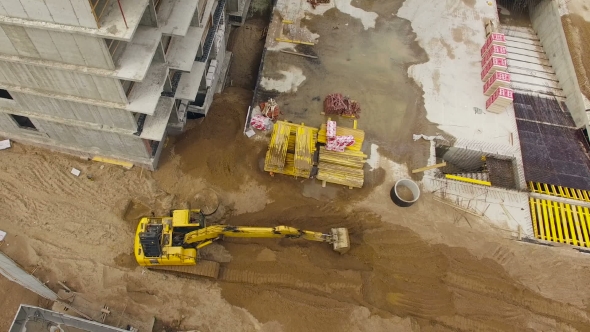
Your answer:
166;26;205;71
114;26;161;81
0;0;148;41
127;62;168;114
158;0;199;36
140;96;174;140
175;61;206;101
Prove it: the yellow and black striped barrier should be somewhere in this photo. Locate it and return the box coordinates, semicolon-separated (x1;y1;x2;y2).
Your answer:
529;182;590;203
529;197;590;247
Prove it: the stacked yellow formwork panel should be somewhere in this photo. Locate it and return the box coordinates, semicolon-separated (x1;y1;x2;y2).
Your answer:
264;121;317;178
265;121;291;172
316;121;367;188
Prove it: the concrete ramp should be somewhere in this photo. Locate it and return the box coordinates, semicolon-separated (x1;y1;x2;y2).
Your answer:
500;26;566;99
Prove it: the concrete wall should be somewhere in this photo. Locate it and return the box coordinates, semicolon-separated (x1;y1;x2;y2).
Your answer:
530;0;588;129
0;91;137;131
0;112;150;159
0;0;97;28
10;305;130;332
0;60;126;103
0;25;115;69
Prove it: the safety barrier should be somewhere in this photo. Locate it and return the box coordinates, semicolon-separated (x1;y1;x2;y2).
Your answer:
529;182;590;202
529;197;590;247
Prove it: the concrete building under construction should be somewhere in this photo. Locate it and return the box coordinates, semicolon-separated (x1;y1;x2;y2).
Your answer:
0;0;232;169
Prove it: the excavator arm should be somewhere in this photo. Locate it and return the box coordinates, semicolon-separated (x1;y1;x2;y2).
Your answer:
184;225;350;254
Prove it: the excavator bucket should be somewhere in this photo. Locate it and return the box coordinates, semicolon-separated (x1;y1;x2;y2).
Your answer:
331;228;350;254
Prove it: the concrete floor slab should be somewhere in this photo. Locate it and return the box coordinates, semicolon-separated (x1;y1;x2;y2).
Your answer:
175;61;207;101
167;26;206;72
0;0;147;41
158;0;199;36
140;96;174;140
127;63;168;115
114;26;161;81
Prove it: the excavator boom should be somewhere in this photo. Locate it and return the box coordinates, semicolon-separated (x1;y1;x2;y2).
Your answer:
184;225;349;253
134;209;350;279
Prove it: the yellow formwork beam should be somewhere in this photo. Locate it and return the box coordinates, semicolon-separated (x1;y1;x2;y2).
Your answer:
529;181;590;203
541;200;551;241
445;174;491;186
564;204;578;246
275;38;315;45
560;202;570;244
530;198;540;239
530;198;590;247
580;206;590;245
91;156;133;169
535;199;547;240
553;201;564;243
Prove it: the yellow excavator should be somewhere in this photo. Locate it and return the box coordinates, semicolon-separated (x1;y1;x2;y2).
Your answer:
134;209;350;278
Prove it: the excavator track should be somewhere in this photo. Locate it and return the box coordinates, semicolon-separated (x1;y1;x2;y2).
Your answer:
148;260;221;279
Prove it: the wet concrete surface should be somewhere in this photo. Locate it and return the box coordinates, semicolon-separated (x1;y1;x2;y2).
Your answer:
255;0;442;171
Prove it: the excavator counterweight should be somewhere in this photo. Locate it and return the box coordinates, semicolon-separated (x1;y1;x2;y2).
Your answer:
134;209;350;278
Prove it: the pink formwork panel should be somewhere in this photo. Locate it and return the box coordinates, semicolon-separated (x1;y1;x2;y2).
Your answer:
481;57;508;82
326;135;355;152
486;87;514;114
484;71;511;96
326;120;337;139
480;33;507;57
481;45;507;67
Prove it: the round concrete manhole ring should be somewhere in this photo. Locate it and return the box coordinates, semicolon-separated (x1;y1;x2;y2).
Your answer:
192;189;220;216
390;179;420;207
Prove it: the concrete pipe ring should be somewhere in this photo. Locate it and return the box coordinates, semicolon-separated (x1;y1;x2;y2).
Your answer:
390;179;420;207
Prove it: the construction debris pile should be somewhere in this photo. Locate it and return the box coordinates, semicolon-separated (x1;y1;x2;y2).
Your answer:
323;93;361;118
264;121;317;178
250;98;281;131
307;0;330;9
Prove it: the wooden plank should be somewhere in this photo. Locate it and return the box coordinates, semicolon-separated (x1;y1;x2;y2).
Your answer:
412;162;447;174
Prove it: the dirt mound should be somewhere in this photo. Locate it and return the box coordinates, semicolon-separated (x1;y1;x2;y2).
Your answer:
165;87;264;192
219;208;590;331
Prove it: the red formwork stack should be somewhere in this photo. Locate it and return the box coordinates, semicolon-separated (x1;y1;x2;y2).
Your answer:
480;32;513;114
323;93;361;118
484;71;511;96
486;87;514;113
324;93;347;115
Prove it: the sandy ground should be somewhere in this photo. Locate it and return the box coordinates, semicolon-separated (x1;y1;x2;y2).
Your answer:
4;89;590;331
0;275;40;331
3;1;590;332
